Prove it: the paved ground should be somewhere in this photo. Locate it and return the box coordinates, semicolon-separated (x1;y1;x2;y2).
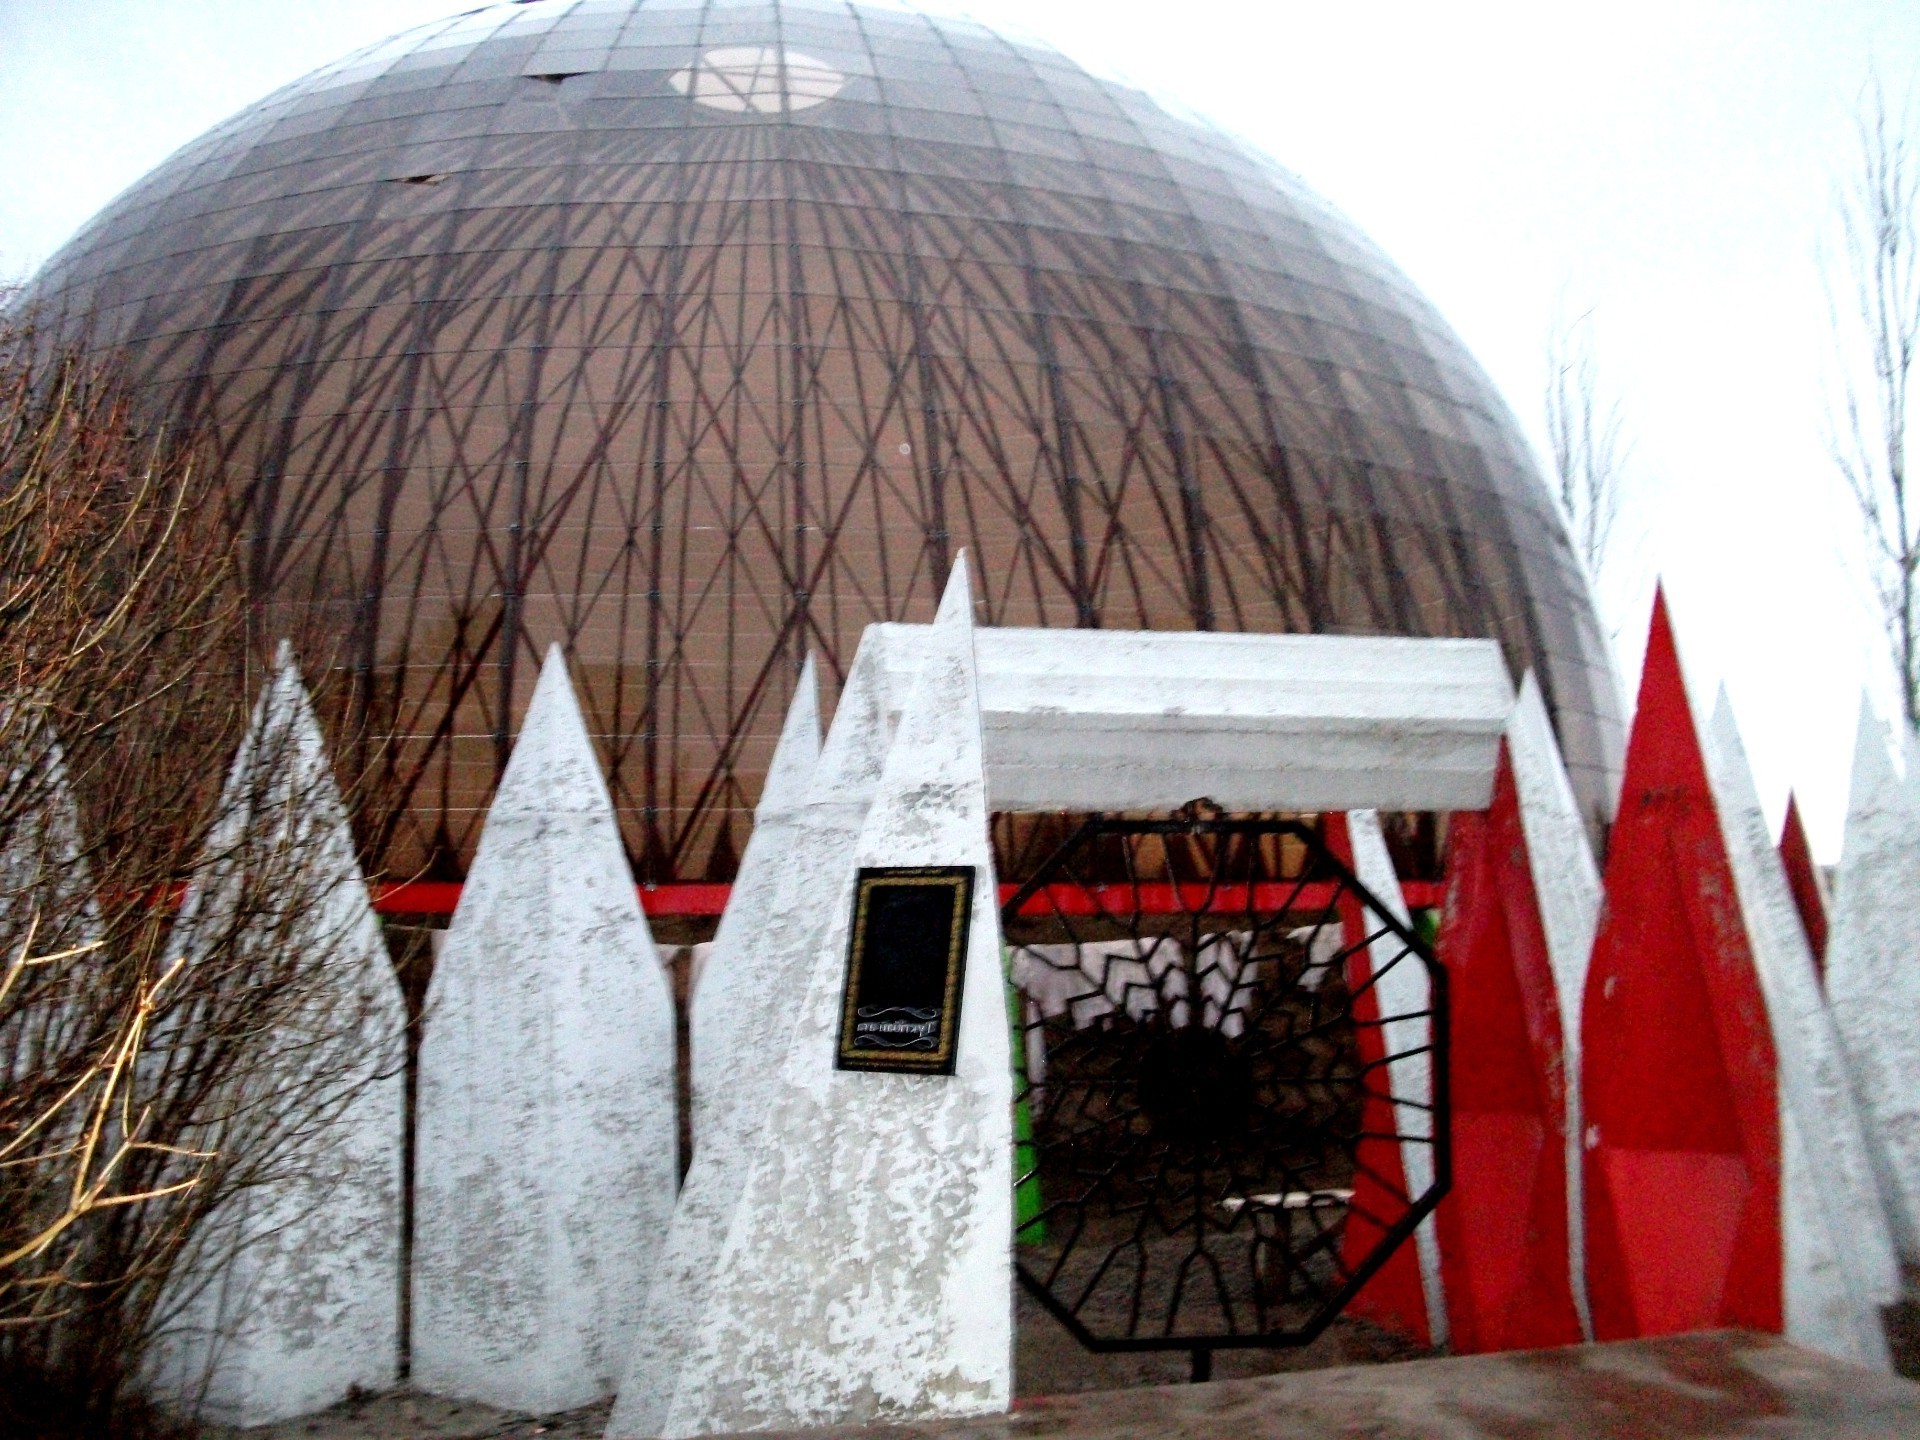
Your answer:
230;1330;1920;1440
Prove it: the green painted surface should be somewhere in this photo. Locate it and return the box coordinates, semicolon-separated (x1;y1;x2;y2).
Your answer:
1005;950;1045;1242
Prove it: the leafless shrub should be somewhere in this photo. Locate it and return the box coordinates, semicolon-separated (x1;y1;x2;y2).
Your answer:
0;314;385;1436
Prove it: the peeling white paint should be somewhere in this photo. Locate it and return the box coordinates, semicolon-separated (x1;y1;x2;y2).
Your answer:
690;657;820;1146
1826;700;1920;1267
413;645;676;1412
1504;672;1600;1342
146;648;404;1428
1702;690;1897;1369
1345;809;1448;1350
610;644;894;1438
651;557;1012;1438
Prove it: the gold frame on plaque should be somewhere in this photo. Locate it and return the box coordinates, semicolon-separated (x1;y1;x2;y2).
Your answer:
835;865;975;1075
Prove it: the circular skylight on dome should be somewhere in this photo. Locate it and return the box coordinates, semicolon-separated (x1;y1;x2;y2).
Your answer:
671;47;846;113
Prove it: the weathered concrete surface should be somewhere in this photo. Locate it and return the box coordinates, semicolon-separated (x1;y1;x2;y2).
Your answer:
653;557;1013;1438
226;1333;1920;1440
147;649;405;1427
691;657;821;1145
1345;809;1448;1350
611;643;896;1439
413;645;676;1413
1505;671;1602;1341
873;625;1514;813
1701;691;1899;1369
719;1332;1920;1440
1826;701;1920;1265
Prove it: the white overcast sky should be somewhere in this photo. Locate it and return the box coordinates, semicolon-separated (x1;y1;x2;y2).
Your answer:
3;0;1919;857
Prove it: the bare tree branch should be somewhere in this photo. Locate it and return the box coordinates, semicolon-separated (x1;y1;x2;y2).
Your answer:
1544;302;1630;586
0;313;389;1433
1825;78;1920;729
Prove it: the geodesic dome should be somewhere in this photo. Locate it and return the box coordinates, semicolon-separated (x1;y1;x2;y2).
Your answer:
22;0;1623;881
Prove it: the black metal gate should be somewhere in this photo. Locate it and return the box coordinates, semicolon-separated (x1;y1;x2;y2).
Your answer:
1001;811;1449;1379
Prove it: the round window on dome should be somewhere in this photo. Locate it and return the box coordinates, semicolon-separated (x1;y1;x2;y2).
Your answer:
670;46;846;113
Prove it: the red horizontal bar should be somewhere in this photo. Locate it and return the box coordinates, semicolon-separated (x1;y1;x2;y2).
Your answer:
1009;880;1444;916
372;880;732;917
371;878;1443;919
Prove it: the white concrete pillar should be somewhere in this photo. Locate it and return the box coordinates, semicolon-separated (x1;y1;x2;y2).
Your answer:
1701;690;1899;1369
610;641;894;1439
1345;808;1449;1350
654;557;1012;1437
690;656;821;1145
146;647;404;1427
1826;700;1920;1265
1505;671;1602;1340
413;645;676;1412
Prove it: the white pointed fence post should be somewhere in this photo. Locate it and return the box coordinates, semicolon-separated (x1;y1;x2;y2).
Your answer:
412;645;676;1412
1345;808;1449;1349
690;655;821;1144
648;557;1012;1438
1827;701;1920;1265
1702;690;1900;1368
1506;672;1602;1340
145;646;405;1427
610;637;899;1439
0;719;97;961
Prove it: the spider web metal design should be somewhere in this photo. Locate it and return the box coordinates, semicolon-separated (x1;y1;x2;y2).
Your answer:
1002;814;1449;1367
19;0;1625;885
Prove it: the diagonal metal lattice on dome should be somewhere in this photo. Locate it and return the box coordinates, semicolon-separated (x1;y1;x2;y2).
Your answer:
19;0;1623;883
1002;813;1448;1371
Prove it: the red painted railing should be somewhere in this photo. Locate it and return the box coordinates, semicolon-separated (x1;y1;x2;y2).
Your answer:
372;878;1445;918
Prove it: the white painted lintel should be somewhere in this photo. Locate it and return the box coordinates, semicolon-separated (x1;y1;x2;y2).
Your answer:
873;625;1514;813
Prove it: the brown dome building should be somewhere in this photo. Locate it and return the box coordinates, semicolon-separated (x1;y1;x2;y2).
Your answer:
21;0;1623;886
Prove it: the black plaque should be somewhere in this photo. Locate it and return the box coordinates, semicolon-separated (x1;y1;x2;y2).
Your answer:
835;865;975;1075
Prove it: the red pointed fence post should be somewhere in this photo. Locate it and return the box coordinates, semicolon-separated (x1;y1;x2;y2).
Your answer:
1580;591;1783;1340
1777;793;1829;983
1434;742;1585;1353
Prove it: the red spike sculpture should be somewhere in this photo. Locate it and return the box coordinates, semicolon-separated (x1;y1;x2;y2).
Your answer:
1777;793;1829;982
1325;812;1435;1347
1434;743;1585;1352
1581;589;1782;1339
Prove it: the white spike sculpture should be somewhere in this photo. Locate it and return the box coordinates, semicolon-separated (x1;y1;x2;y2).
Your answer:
690;655;821;1144
610;636;898;1438
146;647;405;1427
0;722;100;1092
413;645;676;1411
0;719;97;960
649;557;1012;1438
1506;671;1602;1340
1345;807;1449;1349
1701;690;1899;1368
1827;700;1920;1264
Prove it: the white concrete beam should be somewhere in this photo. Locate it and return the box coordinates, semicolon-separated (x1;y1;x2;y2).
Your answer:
873;626;1513;813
